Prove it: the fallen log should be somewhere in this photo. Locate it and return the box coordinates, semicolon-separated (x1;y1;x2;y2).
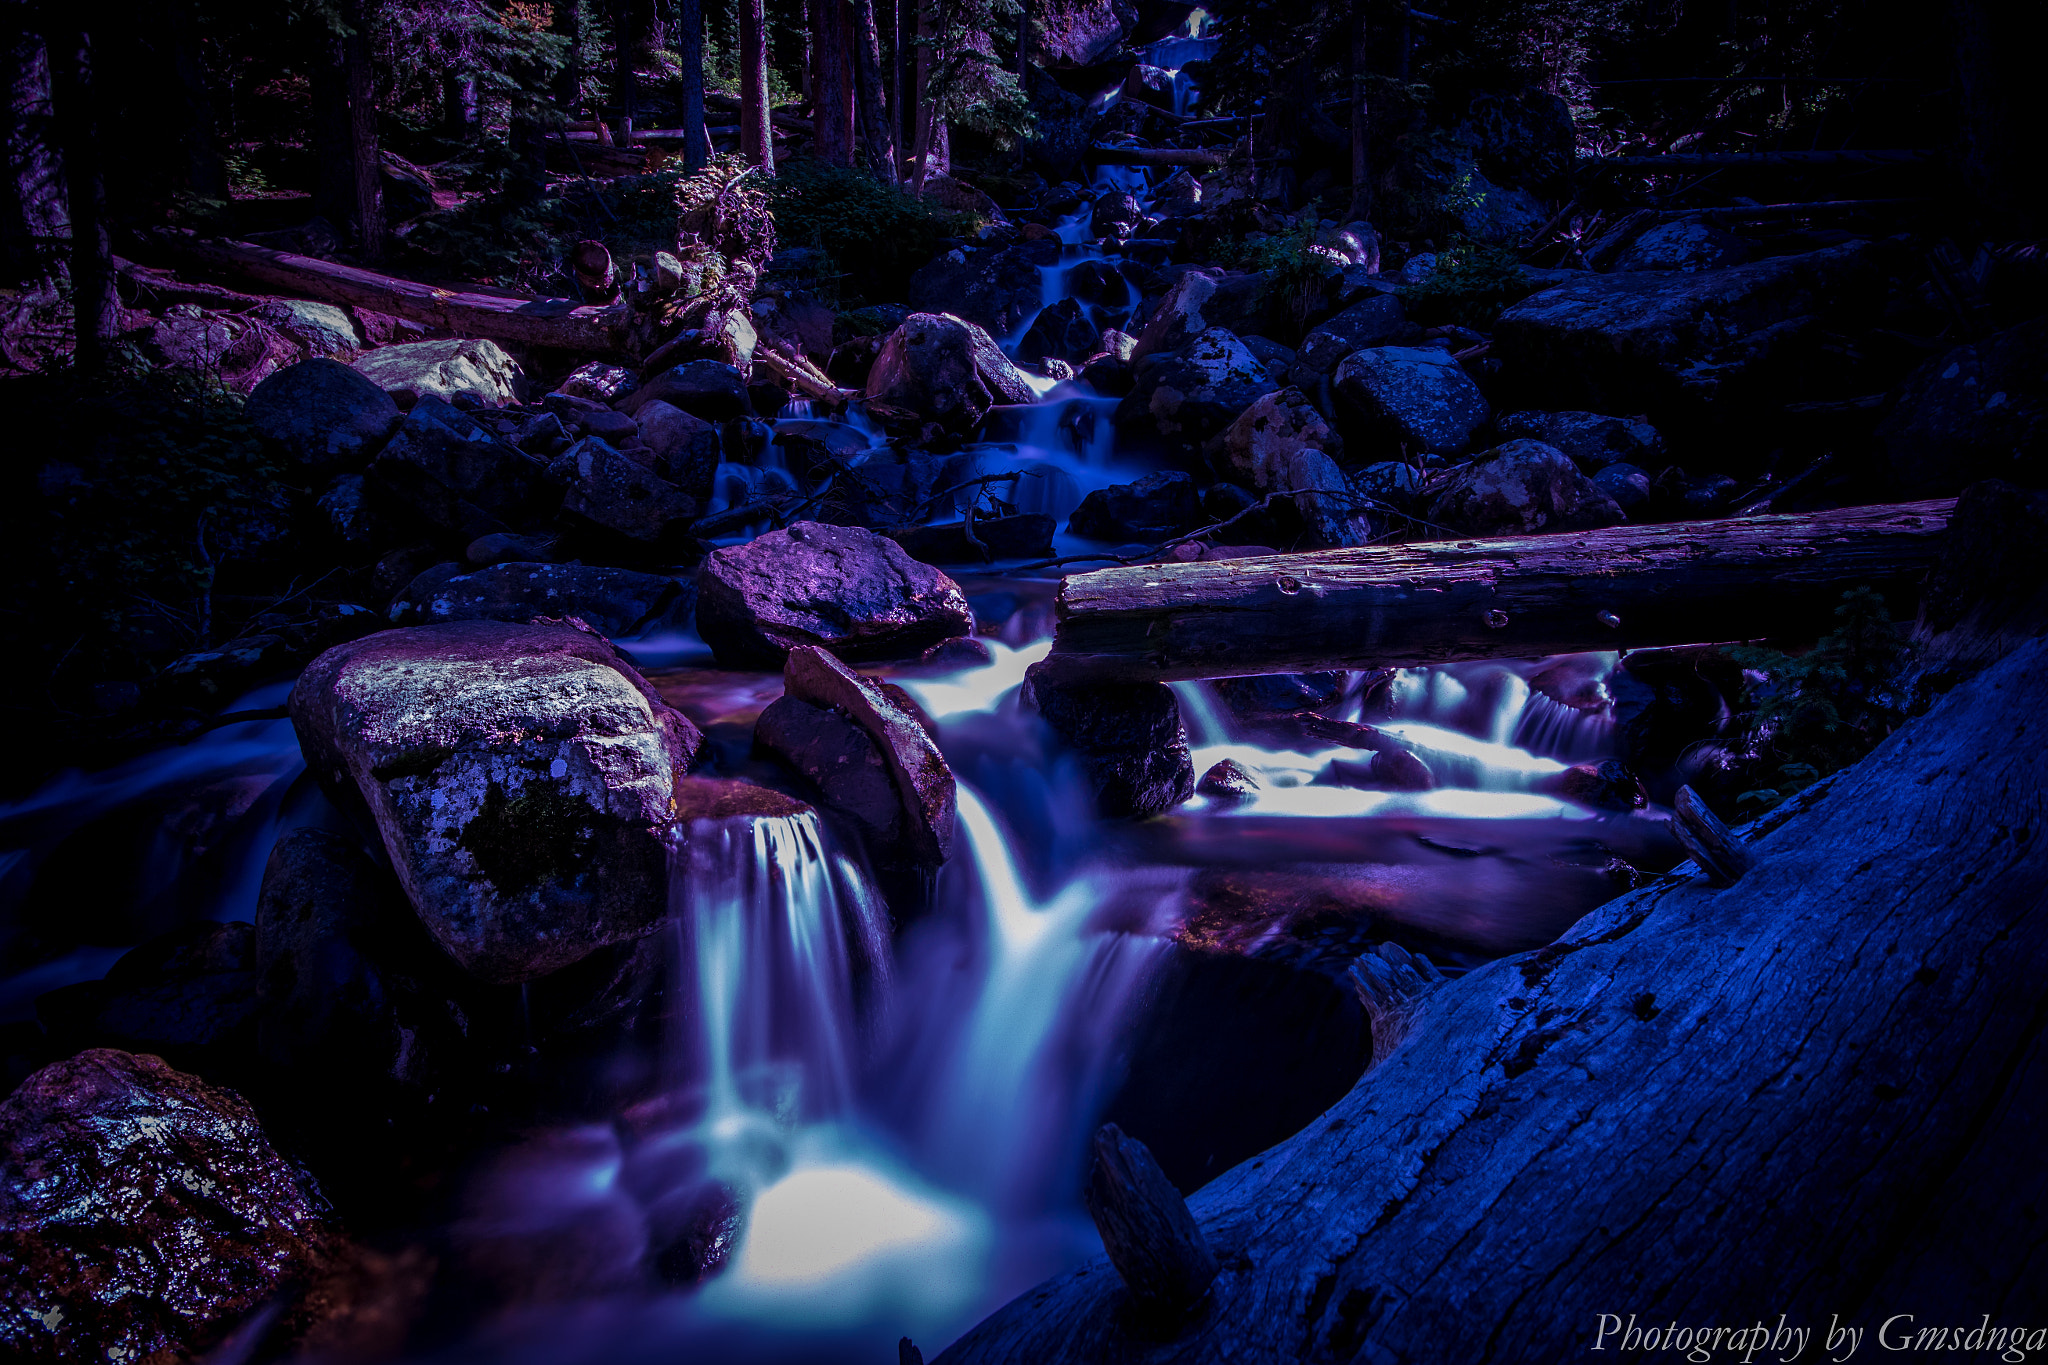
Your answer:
1659;197;1925;225
940;630;2048;1362
1034;499;1955;684
132;231;633;353
1581;148;1935;170
1085;145;1232;169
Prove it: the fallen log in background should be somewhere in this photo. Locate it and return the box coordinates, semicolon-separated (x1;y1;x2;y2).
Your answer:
941;631;2048;1362
1085;145;1232;169
134;232;632;353
1035;499;1954;684
1581;148;1937;170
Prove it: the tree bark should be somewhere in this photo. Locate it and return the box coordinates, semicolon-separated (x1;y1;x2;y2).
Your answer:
1087;144;1228;168
1344;2;1369;222
1947;0;2040;237
675;0;711;170
942;630;2048;1362
441;72;479;143
1;1;67;292
1034;500;1956;684
1583;149;1934;170
612;0;639;141
43;23;113;370
890;0;904;165
849;0;894;180
811;0;854;164
310;0;384;258
165;0;227;202
343;0;384;260
739;0;775;170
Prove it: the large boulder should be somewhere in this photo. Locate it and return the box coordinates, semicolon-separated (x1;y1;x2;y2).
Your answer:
1068;469;1204;541
908;239;1064;340
1032;679;1195;819
695;521;975;667
1120;326;1280;452
250;298;363;359
864;312;1040;427
1613;220;1750;274
549;437;699;555
289;621;706;983
1334;345;1491;458
1208;388;1367;548
390;562;693;638
1495;409;1665;472
245;357;403;475
367;397;555;538
0;1049;336;1363
1427;439;1628;536
615;360;752;421
1492;241;1883;417
1295;294;1412;376
1130;271;1271;362
634;398;724;501
755;646;957;869
353;337;526;408
1880;317;2048;497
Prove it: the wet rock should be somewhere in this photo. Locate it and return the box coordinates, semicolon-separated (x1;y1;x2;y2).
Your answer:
1080;351;1135;396
1121;326;1280;450
290;621;706;983
1130;271;1271;362
1153;170;1201;217
454;1126;652;1306
354;337;525;408
1032;679;1195;819
556;361;639;404
34;922;260;1075
1094;190;1144;238
0;1049;336;1364
1019;297;1102;365
616;360;752;421
1295;294;1411;375
550;437;699;555
1197;758;1260;800
1493;241;1882;416
1334;345;1491;458
696;521;975;667
251;298;363;359
672;776;814;821
890;513;1058;564
1614;220;1750;274
1495;409;1664;472
907;238;1063;339
773;418;875;477
865;312;1040;428
1208;388;1366;548
1881;317;2048;497
756;646;956;868
573;405;642;446
1593;461;1653;512
1069;469;1203;541
1428;439;1626;536
1213;672;1347;719
390;562;692;638
1539;759;1649;812
916;636;996;670
368;397;555;539
243;358;403;474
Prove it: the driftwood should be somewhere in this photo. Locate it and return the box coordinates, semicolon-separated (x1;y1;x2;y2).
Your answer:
1086;145;1232;169
1672;784;1753;885
1582;148;1935;170
134;231;633;353
1662;198;1925;225
940;631;2048;1362
1084;1125;1219;1315
1033;499;1955;684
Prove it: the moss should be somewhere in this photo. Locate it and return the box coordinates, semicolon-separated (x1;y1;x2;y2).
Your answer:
458;778;597;892
1403;240;1537;329
765;160;977;308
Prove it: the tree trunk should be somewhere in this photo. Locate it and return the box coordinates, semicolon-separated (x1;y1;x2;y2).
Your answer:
343;0;383;260
442;72;478;142
44;24;112;369
1584;149;1933;170
165;0;227;202
1345;3;1369;223
552;0;583;114
1088;144;1228;169
310;1;384;259
1948;0;2039;237
1;2;67;293
675;0;710;170
811;0;853;164
1034;499;1956;684
612;0;639;141
739;0;775;169
890;0;904;166
849;0;893;180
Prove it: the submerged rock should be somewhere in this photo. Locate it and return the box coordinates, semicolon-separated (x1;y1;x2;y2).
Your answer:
696;521;975;667
390;561;692;638
290;621;705;983
1032;678;1195;819
865;312;1040;428
1428;439;1627;536
354;337;526;408
1334;345;1492;458
246;357;402;474
0;1049;336;1364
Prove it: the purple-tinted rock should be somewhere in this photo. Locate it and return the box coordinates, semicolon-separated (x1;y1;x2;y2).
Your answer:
390;561;692;638
1032;678;1195;818
1428;439;1627;536
246;357;403;474
865;312;1040;428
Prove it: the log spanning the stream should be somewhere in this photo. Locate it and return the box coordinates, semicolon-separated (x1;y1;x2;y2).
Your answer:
1085;144;1233;169
1034;499;1955;684
135;231;633;353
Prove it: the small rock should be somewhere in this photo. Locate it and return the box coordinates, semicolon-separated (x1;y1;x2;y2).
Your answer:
1428;439;1627;536
1197;759;1261;800
250;298;362;359
635;400;723;501
557;361;639;404
1120;326;1280;450
617;360;752;421
1593;461;1652;512
466;531;555;567
246;357;403;474
890;513;1057;564
1541;759;1649;811
514;411;573;456
354;337;526;408
1296;295;1410;375
549;437;699;554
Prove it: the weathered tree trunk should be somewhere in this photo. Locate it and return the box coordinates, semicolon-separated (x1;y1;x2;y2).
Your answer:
343;0;384;260
44;23;112;370
942;630;2048;1362
890;0;905;164
441;72;479;142
1;2;67;292
1035;500;1956;684
1948;0;2040;236
137;231;632;351
165;0;227;202
1087;145;1229;169
675;0;711;170
309;0;385;259
849;0;894;180
739;0;775;170
612;0;639;141
1345;3;1369;222
811;0;854;164
1583;149;1933;170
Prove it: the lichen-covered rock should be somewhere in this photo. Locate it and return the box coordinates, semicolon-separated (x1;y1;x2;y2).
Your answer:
0;1049;336;1364
616;360;751;421
353;337;526;408
1207;388;1367;548
246;357;403;474
907;239;1063;340
1427;439;1628;536
1130;272;1270;363
390;562;693;638
1334;345;1491;457
865;313;1040;427
1032;679;1195;819
146;308;299;393
549;437;699;553
695;521;975;667
250;299;363;359
1068;469;1204;541
1495;409;1664;472
1880;317;2048;497
1120;327;1280;451
755;646;956;868
367;397;555;538
289;621;706;983
1295;294;1411;376
1613;220;1750;274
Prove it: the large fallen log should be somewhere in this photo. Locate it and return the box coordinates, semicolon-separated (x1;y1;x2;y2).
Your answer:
940;630;2048;1362
1581;148;1936;170
1086;145;1232;169
133;231;633;353
1034;499;1954;684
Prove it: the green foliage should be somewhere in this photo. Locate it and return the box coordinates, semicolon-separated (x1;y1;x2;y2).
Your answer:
766;161;974;306
1217;225;1335;335
1725;588;1913;814
1402;240;1537;329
